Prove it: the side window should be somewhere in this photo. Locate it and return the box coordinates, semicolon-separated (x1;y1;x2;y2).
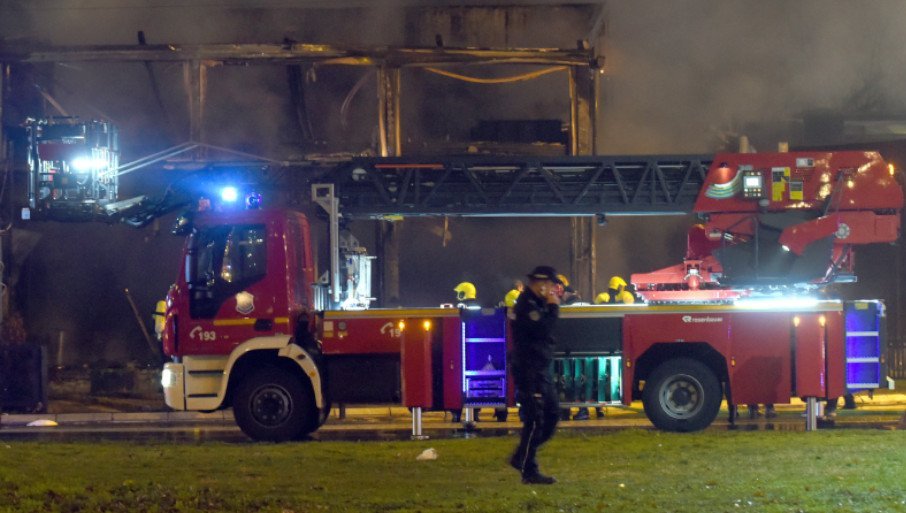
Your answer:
221;225;267;284
187;226;229;287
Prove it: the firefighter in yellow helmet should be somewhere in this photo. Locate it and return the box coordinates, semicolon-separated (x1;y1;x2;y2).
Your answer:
552;274;585;306
502;280;524;308
593;276;636;305
454;282;480;309
454;281;477;301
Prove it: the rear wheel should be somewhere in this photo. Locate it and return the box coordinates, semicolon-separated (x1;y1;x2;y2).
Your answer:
233;366;315;442
642;358;722;432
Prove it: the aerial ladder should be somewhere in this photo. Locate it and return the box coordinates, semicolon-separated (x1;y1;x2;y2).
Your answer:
314;151;902;302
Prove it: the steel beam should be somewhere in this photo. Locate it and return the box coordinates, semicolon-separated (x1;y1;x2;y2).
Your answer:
0;43;600;68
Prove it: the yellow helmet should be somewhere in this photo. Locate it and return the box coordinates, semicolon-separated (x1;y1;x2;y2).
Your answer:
593;292;610;304
618;290;636;304
556;274;570;287
503;289;520;307
454;282;477;300
608;276;627;291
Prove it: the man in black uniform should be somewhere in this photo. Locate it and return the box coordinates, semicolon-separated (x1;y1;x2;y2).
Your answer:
509;266;562;485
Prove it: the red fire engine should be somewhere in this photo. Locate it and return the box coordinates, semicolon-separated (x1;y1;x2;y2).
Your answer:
159;151;902;441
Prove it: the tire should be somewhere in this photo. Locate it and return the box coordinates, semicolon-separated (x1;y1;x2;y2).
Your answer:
642;358;722;432
232;365;316;442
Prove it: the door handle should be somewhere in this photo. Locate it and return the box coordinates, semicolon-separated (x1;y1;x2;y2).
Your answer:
254;319;274;331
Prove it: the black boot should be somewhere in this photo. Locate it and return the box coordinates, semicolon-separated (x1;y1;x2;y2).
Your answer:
522;472;557;485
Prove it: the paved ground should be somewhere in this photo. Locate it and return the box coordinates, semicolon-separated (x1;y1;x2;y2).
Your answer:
1;390;904;442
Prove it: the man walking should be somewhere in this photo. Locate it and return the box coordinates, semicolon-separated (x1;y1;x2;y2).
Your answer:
509;265;562;485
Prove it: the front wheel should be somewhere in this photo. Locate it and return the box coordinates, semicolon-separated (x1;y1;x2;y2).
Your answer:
642;358;722;432
233;366;315;442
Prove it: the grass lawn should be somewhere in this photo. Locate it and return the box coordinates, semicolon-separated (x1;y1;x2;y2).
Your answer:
1;429;905;512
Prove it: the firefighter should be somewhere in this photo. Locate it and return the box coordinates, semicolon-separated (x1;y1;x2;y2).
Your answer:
509;265;562;485
561;285;580;305
153;300;167;340
556;273;581;305
454;281;480;309
593;276;637;305
502;280;524;308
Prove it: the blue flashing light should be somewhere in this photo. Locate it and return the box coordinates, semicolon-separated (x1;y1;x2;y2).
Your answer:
246;192;262;209
220;186;239;203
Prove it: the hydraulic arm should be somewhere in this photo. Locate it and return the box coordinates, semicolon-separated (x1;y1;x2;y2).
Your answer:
633;151;903;299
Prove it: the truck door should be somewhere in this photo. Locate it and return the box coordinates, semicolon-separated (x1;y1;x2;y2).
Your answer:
181;222;274;354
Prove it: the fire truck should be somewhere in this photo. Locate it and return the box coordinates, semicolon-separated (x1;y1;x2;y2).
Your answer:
158;151;902;441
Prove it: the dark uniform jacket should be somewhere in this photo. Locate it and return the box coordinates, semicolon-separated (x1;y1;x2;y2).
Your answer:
510;287;560;377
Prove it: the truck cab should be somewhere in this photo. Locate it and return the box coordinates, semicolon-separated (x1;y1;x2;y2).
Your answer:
161;207;327;441
162;208;316;357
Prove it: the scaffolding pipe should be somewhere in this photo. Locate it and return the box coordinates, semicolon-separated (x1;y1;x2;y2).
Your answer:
312;184;341;305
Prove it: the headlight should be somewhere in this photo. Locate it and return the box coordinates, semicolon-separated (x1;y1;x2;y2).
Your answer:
161;368;174;387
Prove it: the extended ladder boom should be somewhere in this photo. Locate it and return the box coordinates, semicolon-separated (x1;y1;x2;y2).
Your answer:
325;155;713;218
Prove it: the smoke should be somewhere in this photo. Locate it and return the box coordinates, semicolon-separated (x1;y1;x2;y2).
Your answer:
600;1;906;153
7;2;906;362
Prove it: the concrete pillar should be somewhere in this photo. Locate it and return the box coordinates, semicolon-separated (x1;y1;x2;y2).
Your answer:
568;66;599;299
377;65;402;157
377;220;401;307
376;65;402;304
183;61;207;145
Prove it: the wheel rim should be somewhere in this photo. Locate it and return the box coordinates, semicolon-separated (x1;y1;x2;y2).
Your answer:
249;384;294;427
657;373;704;420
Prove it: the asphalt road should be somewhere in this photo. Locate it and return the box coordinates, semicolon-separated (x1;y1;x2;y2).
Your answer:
1;405;902;443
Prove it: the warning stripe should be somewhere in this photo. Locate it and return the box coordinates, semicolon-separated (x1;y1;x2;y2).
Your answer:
212;317;290;327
